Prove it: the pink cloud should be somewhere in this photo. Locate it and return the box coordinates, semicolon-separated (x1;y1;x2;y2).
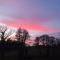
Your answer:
1;19;60;33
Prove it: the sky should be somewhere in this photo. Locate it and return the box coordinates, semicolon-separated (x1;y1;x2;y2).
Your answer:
0;0;60;36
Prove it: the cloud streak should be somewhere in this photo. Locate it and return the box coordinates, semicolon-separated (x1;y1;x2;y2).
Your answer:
1;19;60;33
0;0;60;35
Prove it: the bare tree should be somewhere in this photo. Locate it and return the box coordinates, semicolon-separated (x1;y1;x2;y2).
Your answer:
39;35;50;46
35;37;40;46
15;28;22;42
0;25;14;41
39;35;56;46
16;28;30;43
0;25;7;41
22;29;30;43
49;36;56;46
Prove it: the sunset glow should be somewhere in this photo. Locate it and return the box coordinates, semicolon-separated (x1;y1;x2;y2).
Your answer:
0;0;60;36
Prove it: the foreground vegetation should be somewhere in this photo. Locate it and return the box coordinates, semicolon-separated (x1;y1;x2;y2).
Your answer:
0;25;60;60
0;40;60;60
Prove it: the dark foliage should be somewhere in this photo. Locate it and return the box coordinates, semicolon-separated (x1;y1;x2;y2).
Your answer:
0;26;60;60
0;40;60;60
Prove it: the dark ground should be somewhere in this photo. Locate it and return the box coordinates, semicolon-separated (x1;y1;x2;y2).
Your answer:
0;46;60;60
0;41;60;60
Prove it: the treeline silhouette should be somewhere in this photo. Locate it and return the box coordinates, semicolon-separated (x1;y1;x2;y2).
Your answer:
0;25;60;60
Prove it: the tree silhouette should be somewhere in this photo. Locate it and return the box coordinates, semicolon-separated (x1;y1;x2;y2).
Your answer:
16;28;22;42
0;25;7;41
16;28;30;43
22;29;30;43
49;36;56;46
39;35;50;46
0;25;14;41
35;37;40;46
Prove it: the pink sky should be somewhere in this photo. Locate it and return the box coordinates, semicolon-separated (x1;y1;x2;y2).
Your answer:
0;0;60;36
1;19;60;33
